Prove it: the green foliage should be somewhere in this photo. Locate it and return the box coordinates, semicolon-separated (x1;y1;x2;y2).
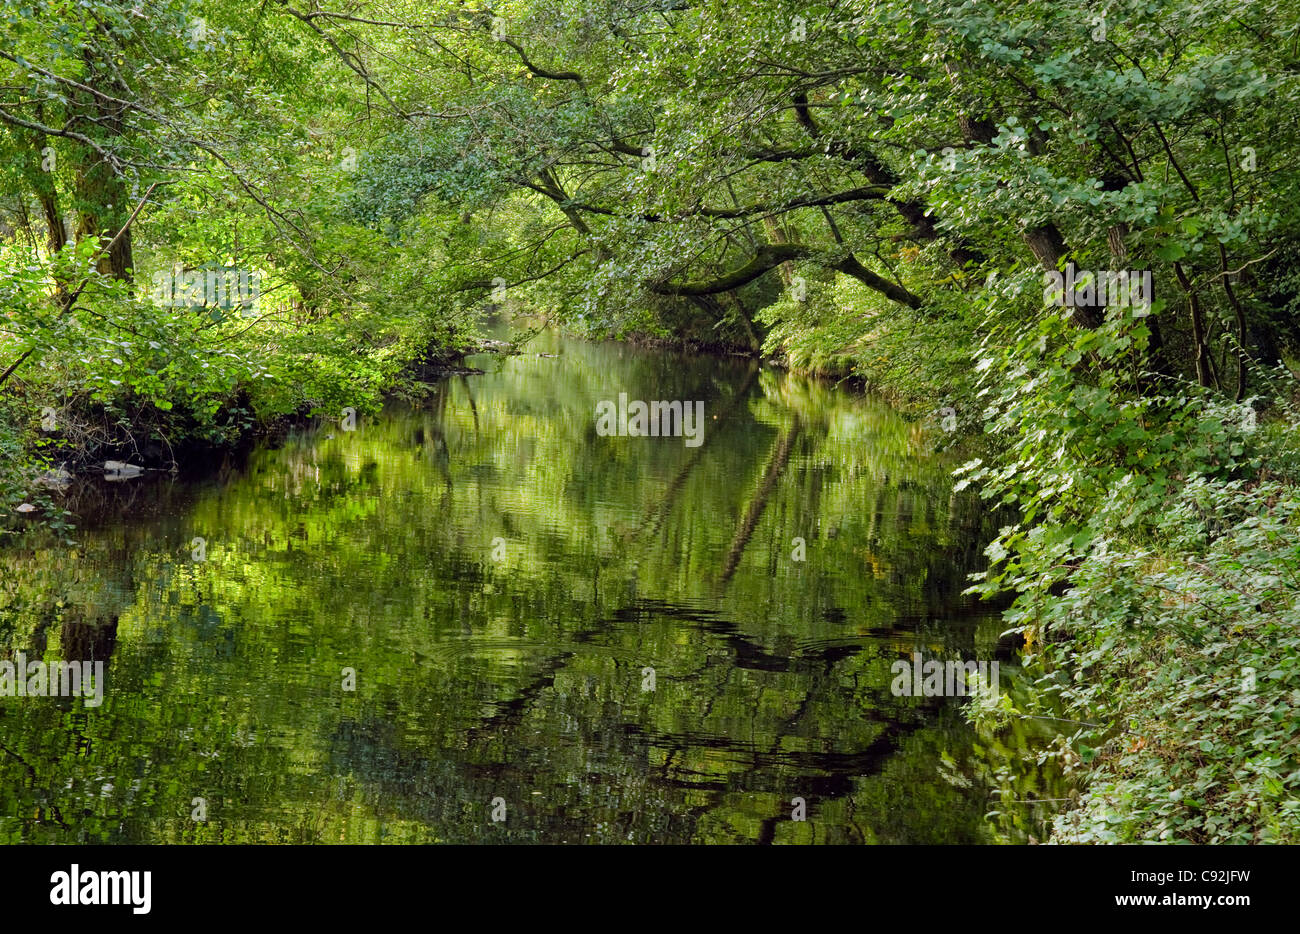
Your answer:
953;285;1300;842
4;0;1300;843
975;477;1300;843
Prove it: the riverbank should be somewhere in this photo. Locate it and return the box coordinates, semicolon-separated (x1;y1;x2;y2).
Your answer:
939;317;1300;843
0;330;513;529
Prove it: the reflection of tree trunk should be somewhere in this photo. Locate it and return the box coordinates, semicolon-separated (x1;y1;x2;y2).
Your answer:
629;364;759;545
752;715;924;844
466;368;762;743
716;419;802;588
861;484;880;543
60;616;119;668
458;374;479;434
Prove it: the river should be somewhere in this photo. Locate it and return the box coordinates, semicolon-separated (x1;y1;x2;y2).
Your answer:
0;329;1045;843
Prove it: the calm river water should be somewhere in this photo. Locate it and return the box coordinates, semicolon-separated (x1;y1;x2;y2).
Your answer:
0;330;1049;843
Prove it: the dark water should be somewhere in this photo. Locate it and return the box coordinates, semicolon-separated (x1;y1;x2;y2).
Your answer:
0;330;1038;844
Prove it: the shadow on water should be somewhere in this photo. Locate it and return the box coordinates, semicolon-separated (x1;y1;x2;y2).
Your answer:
0;330;1058;844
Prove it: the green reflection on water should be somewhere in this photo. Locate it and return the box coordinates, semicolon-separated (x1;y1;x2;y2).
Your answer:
0;331;1047;843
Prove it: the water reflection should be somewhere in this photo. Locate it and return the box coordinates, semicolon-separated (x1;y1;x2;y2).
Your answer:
0;330;1046;843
